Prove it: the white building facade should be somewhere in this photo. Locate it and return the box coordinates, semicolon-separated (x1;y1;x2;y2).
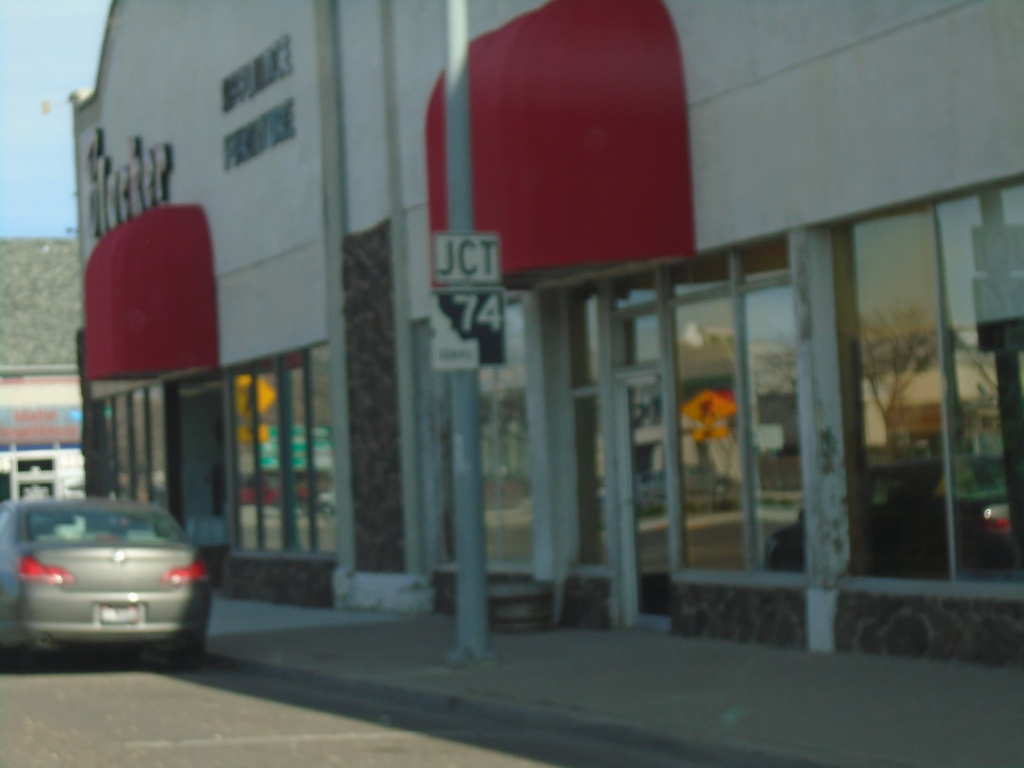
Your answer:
75;0;1024;664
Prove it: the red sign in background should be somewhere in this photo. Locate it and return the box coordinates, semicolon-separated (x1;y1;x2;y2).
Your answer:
0;407;82;444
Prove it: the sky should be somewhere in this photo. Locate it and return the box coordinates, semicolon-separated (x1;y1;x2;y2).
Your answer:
0;0;111;239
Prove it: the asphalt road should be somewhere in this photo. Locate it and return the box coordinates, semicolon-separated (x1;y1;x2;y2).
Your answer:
0;653;745;768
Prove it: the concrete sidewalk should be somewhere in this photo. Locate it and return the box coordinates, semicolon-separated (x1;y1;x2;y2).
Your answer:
206;596;1024;768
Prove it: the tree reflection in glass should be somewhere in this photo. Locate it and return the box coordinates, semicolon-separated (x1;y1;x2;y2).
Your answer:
849;210;947;578
938;188;1024;574
746;286;803;571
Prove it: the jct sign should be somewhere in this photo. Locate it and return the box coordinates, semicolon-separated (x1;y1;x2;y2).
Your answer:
431;232;505;370
433;232;501;286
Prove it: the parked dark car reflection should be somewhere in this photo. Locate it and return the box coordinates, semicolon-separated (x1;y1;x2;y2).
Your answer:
766;458;1020;575
0;498;210;669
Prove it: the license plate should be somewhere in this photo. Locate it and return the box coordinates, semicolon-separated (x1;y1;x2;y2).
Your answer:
99;604;141;625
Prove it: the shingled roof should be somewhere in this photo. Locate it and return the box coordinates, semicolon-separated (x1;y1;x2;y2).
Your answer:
0;239;82;368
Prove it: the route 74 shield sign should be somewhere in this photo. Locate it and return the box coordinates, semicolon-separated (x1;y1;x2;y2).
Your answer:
430;289;506;370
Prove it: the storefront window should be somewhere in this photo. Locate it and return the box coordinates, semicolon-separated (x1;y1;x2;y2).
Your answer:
147;385;166;507
284;353;311;550
936;183;1024;576
430;361;455;564
746;285;803;570
615;273;660;368
742;240;789;281
575;396;605;564
480;299;532;563
675;295;744;570
619;313;659;367
231;347;337;555
254;360;283;551
570;287;599;387
99;388;165;505
232;368;260;550
570;288;605;565
102;401;116;495
845;209;947;578
310;344;336;554
625;374;668;612
614;272;657;310
131;389;149;502
672;257;728;297
114;394;131;498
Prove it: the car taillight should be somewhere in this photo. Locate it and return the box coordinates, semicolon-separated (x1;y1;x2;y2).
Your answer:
981;504;1012;532
161;559;208;586
18;556;76;586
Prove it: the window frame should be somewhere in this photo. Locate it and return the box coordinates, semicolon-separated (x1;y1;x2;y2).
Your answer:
228;345;336;556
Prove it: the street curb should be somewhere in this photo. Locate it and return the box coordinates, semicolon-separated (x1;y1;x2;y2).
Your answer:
203;652;871;768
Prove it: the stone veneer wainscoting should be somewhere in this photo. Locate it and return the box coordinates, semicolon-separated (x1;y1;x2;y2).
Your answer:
836;591;1024;666
560;575;612;630
671;583;807;649
343;220;406;573
222;556;336;606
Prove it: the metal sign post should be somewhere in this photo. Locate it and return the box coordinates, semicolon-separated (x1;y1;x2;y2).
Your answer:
442;0;494;665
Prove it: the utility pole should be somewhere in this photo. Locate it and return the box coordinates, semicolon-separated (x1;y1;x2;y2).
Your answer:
445;0;493;665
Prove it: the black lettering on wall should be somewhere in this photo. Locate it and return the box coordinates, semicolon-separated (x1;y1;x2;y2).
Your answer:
223;99;296;170
222;35;293;113
87;128;173;238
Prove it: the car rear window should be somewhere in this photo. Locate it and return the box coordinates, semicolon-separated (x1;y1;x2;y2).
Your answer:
24;507;186;544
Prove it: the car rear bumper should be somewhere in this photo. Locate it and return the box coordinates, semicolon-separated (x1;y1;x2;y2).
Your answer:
17;623;205;652
5;585;210;651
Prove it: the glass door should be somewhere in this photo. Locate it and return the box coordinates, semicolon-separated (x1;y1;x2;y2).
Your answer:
675;296;744;571
618;372;670;616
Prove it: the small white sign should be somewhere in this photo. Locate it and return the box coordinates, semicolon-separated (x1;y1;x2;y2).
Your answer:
433;232;501;286
756;423;785;453
973;226;1024;325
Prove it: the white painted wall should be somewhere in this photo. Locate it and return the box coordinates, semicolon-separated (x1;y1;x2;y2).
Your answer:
670;0;967;105
76;1;1024;357
388;0;542;214
668;0;1024;249
405;203;432;321
338;0;545;322
343;0;1022;306
75;0;329;366
338;0;391;232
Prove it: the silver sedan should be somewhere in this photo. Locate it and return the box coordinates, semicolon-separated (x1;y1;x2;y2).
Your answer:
0;498;210;669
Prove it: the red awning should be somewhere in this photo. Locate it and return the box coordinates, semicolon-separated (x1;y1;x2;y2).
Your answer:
84;204;219;380
426;0;695;280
